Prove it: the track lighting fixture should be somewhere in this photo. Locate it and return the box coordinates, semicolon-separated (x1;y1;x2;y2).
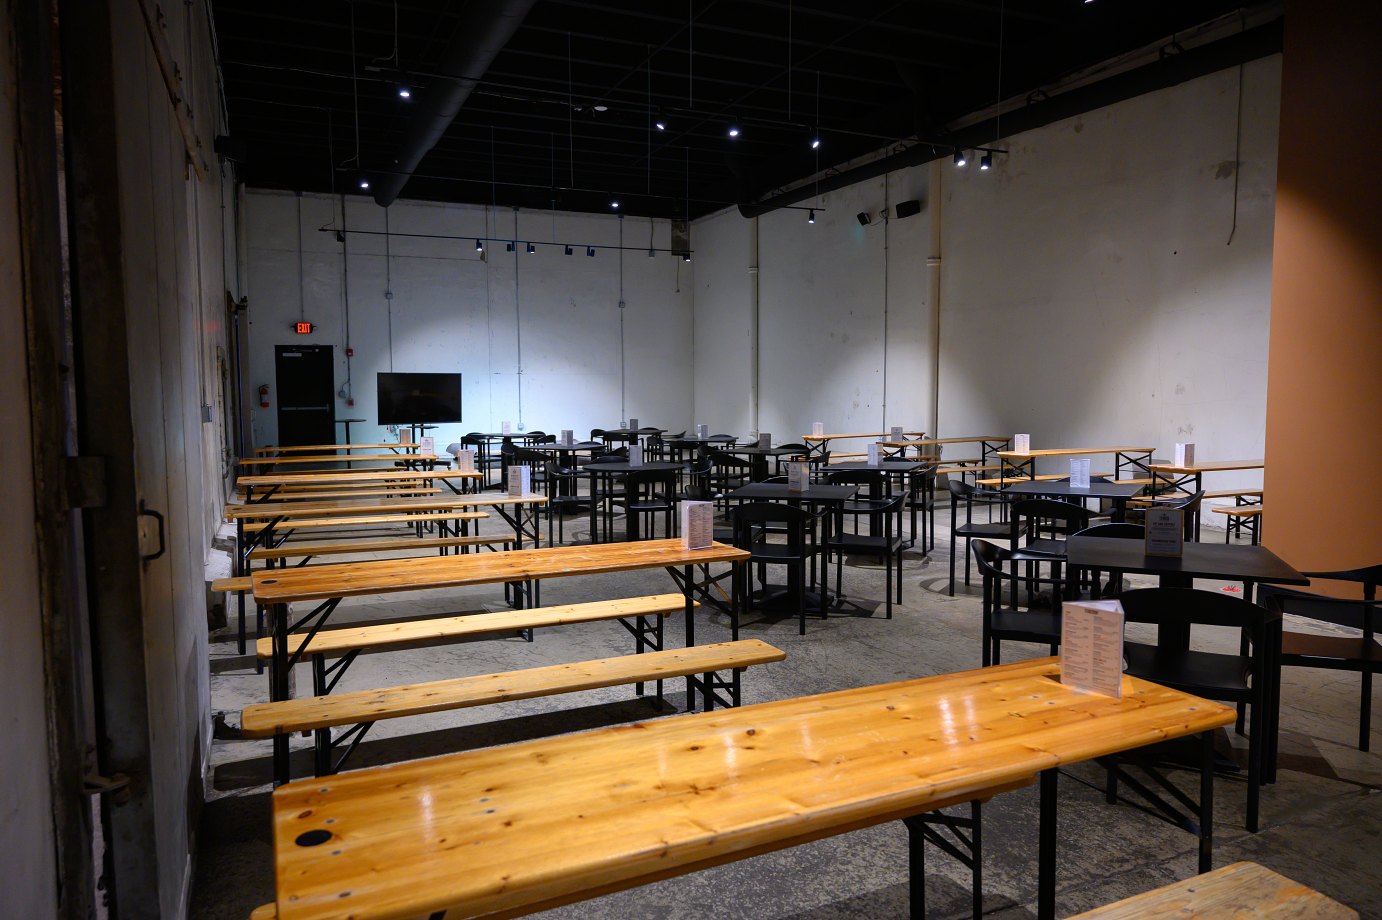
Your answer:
527;242;536;254
398;86;411;99
810;135;821;150
682;253;691;262
856;212;871;226
807;209;816;224
980;153;992;171
506;242;514;252
727;122;741;139
359;178;370;189
587;247;596;257
654;110;667;131
953;148;967;167
610;199;620;210
475;239;483;252
564;245;573;255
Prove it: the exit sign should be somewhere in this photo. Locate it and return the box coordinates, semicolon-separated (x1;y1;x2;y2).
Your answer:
293;321;314;334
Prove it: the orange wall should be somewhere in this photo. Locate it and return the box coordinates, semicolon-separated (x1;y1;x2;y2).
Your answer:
1264;0;1382;578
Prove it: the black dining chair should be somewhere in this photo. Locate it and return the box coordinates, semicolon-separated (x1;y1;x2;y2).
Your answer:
947;479;1012;595
619;469;680;541
823;492;906;620
543;460;590;545
731;502;823;635
1115;586;1279;832
973;539;1063;666
1258;583;1382;753
708;449;753;510
1069;522;1146;598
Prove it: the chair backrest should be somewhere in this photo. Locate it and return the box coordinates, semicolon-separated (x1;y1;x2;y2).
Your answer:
590;428;605;439
1171;489;1205;512
1011;498;1092;542
1119;587;1278;631
1302;563;1382;600
972;538;1013;578
1258;584;1382;633
1074;523;1145;540
444;442;463;457
731;501;814;552
708;434;737;445
708;448;750;470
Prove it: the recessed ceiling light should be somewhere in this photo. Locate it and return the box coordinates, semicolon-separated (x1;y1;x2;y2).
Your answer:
594;104;608;112
610;199;620;210
727;124;741;138
398;86;411;99
359;179;370;189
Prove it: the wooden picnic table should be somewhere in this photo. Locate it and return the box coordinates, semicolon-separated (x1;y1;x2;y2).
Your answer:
801;430;926;460
996;445;1155;482
236;468;480;501
238;453;438;468
1146;459;1265;538
264;657;1233;920
254;443;417;455
253;539;751;780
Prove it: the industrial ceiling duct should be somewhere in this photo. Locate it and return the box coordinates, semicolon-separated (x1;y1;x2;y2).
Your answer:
371;0;539;207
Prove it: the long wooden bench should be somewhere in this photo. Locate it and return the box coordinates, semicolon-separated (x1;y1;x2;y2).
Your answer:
1214;504;1265;544
243;639;785;780
248;533;513;565
1068;861;1357;919
254;594;695;662
240;509;488;534
233;486;442;502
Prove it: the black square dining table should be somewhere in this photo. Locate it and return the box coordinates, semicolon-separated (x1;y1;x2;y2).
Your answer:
1001;479;1147;523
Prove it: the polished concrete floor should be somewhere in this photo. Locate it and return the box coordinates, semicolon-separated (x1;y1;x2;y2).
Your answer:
192;503;1381;919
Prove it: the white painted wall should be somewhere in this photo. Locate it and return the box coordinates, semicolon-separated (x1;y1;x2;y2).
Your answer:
692;58;1280;487
0;2;59;912
692;173;935;444
244;193;694;446
938;58;1281;490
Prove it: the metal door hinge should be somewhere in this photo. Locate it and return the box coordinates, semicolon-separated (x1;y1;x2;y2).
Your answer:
83;772;132;805
64;456;107;509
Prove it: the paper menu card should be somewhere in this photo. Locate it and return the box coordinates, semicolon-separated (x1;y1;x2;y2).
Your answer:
867;443;881;466
680;501;713;550
696;424;708;439
786;461;808;492
890;426;904;441
1069;458;1091;489
758;432;772;449
560;429;574;445
1013;433;1031;454
811;422;824;438
455;449;477;473
1145;508;1185;557
506;465;531;497
1174;442;1196;467
628;418;639;431
398;430;414;445
420;436;435;455
501;421;512;436
628;444;644;466
1060;599;1125;699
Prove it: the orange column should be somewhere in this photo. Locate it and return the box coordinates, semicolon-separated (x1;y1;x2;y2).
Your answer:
1263;0;1382;579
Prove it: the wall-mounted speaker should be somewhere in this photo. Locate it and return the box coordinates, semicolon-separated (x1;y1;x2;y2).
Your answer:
894;199;922;219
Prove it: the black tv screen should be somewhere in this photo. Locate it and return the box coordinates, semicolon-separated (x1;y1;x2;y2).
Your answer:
377;372;462;425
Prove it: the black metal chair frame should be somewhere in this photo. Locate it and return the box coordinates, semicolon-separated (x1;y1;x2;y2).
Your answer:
731;501;824;635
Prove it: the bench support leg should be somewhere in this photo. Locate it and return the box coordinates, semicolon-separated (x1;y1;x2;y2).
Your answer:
1038;768;1057;920
904;800;983;920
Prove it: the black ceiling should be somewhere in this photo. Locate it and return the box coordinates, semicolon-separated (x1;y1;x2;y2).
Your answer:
212;0;1258;218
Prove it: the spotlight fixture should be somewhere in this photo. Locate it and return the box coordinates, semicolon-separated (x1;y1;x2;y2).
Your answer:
475;239;483;252
506;242;514;252
527;242;536;254
564;245;573;256
682;253;691;262
647;247;656;258
610;198;619;210
980;153;992;171
856;212;871;226
953;148;967;167
398;86;411;99
727;123;741;139
587;247;596;257
654;110;667;131
593;104;609;112
359;179;370;190
810;135;821;150
807;209;816;224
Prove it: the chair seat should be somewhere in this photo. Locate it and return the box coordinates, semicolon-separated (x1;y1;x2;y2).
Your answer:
1017;537;1067;557
1124;643;1253;696
955;520;1009;539
990;608;1061;643
749;540;819;562
827;533;903;554
1282;632;1382;669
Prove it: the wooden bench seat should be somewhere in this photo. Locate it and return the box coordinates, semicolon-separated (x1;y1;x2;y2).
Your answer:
1213;505;1265;518
248;533;513;564
232;486;441;503
936;463;1004;475
1068;861;1357;919
976;473;1067;487
211;575;252;593
1205;488;1264;500
254;594;695;661
241;509;487;534
241;639;785;738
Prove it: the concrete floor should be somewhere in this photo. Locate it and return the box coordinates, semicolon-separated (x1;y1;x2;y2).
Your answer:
191;504;1381;919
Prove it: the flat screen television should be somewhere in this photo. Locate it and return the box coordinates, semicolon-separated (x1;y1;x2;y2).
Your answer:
376;372;462;425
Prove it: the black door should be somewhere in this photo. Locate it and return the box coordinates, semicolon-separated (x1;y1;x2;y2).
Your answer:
275;345;335;446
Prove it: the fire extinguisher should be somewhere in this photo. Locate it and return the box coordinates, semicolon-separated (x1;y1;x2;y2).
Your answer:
258;384;270;409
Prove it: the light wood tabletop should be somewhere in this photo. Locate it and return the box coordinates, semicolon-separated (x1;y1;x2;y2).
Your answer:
238;453;439;467
1148;458;1265;474
267;657;1234;920
237;469;479;489
255;443;418;455
252;538;750;604
997;446;1154;459
1068;861;1357;919
224;493;546;522
880;435;1009;447
803;430;926;442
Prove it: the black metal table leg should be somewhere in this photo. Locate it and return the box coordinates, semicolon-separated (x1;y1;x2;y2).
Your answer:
1199;728;1215;872
1038;768;1058;920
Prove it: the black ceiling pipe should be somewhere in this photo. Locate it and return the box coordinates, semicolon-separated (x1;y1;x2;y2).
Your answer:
371;0;539;208
737;17;1283;218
